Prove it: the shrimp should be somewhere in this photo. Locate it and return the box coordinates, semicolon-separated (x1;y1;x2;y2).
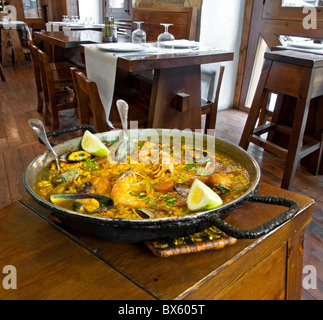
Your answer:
110;170;152;207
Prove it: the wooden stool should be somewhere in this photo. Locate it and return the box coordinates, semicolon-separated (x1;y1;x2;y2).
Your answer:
239;50;323;190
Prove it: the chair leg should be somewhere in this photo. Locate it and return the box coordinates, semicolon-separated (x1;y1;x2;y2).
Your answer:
51;110;60;130
0;65;5;81
37;95;43;113
205;66;225;134
281;98;311;190
239;60;272;150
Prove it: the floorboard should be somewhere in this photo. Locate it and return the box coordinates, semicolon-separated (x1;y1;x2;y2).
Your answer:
0;63;321;300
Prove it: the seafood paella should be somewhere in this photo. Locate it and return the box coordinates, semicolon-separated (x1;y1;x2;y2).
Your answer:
35;131;251;220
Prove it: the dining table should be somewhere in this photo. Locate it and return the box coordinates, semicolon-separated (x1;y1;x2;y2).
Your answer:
0;182;314;300
34;30;234;130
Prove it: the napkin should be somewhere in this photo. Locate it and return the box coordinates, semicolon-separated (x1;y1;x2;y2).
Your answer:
84;45;118;128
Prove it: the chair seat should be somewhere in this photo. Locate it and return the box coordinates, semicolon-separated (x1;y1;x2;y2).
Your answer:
51;62;74;86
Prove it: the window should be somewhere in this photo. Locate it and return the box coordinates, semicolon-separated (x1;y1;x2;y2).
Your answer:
22;0;42;19
106;0;130;19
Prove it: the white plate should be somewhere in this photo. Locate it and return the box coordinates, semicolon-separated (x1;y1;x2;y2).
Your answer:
159;40;200;49
289;42;323;50
97;43;144;52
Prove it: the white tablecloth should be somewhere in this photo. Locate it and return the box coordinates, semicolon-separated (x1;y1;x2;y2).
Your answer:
84;45;118;128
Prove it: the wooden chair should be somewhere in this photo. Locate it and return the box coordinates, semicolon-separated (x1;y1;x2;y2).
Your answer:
29;44;75;114
70;67;148;132
132;7;198;41
201;65;225;134
36;48;76;130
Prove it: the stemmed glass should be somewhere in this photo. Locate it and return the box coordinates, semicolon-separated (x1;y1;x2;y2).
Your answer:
62;15;69;23
157;23;175;47
132;21;146;44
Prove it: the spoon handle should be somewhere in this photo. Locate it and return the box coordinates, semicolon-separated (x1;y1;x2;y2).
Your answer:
28;119;60;172
116;100;129;140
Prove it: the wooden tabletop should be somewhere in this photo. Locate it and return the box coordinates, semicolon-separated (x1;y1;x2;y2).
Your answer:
35;30;105;48
34;30;234;72
0;183;314;300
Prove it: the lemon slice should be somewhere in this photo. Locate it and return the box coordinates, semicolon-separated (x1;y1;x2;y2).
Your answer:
81;130;110;157
187;179;223;212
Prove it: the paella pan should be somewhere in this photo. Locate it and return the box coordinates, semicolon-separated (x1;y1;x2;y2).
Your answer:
24;126;299;242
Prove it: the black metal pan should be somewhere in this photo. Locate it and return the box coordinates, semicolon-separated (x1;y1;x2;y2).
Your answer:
23;126;299;242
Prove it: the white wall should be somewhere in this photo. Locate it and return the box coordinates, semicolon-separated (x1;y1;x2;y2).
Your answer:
200;0;245;110
78;0;103;24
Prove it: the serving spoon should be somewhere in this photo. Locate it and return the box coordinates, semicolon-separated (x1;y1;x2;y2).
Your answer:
112;99;136;162
28;118;60;174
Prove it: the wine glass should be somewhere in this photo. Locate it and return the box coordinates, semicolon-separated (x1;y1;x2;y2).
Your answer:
132;21;146;44
62;15;69;23
157;23;175;47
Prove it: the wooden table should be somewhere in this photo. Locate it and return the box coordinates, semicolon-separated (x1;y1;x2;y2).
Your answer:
0;183;314;300
34;30;234;130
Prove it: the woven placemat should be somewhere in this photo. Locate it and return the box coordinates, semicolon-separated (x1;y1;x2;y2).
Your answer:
145;226;237;258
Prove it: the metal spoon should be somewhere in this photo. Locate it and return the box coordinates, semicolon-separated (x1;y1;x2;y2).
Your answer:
112;99;136;161
28;118;60;174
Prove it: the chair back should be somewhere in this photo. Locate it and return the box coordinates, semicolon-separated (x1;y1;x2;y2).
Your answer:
36;48;55;106
29;45;42;96
132;7;197;41
70;67;107;132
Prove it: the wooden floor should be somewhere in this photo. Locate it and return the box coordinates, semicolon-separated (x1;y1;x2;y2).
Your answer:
0;64;322;300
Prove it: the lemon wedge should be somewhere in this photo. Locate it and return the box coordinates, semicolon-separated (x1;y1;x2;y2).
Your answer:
187;179;223;212
81;130;110;157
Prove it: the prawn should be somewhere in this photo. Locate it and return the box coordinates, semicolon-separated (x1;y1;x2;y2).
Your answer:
110;170;153;207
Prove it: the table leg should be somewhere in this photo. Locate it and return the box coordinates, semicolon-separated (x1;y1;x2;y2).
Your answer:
149;65;202;130
286;229;305;300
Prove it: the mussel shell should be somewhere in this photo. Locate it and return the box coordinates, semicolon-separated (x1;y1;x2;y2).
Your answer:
134;207;157;219
52;168;81;186
60;151;92;163
50;193;114;214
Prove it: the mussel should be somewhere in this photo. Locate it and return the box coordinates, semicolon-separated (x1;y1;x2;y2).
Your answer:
59;151;92;163
133;207;157;219
52;168;81;186
50;193;114;214
174;183;191;197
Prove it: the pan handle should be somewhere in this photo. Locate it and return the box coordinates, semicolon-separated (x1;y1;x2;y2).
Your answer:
37;125;98;147
209;195;300;239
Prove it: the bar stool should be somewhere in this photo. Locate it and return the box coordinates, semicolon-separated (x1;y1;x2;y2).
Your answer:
239;50;323;190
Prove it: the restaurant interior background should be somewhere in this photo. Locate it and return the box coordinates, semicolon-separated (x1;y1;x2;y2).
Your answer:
77;0;245;112
0;0;321;300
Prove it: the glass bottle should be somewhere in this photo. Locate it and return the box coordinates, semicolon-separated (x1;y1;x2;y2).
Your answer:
103;16;114;42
